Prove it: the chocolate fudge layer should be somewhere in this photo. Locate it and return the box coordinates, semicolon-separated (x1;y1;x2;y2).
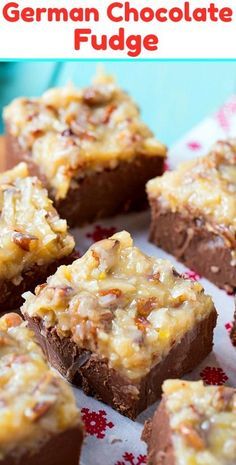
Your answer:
4;73;166;226
22;231;217;418
147;140;236;292
0;163;75;313
230;307;236;346
0;313;83;465
143;379;236;465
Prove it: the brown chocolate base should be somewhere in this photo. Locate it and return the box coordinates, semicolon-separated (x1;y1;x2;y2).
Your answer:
149;197;236;292
25;308;217;419
0;252;77;315
0;425;83;465
5;130;165;227
230;308;236;346
142;400;175;465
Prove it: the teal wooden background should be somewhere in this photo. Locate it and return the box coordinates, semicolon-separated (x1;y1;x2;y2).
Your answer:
1;61;236;145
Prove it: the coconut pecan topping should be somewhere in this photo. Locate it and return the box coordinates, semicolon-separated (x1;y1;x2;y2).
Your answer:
0;313;81;459
163;380;236;464
22;231;214;381
0;163;74;282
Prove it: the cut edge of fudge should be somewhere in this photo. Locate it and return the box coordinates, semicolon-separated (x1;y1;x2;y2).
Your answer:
142;379;236;465
25;309;216;420
147;140;236;292
5;129;165;226
0;163;76;312
4;73;167;226
21;231;217;418
0;251;78;315
148;197;236;292
230;307;236;346
0;312;83;465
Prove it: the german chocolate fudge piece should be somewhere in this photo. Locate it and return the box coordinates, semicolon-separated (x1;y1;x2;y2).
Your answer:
143;380;236;465
22;231;217;419
147;139;236;292
4;73;166;226
0;313;83;465
0;163;75;313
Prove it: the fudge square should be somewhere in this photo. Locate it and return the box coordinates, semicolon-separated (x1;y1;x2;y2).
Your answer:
0;313;83;465
142;380;236;465
0;163;75;313
4;73;166;227
147;139;236;292
22;231;217;419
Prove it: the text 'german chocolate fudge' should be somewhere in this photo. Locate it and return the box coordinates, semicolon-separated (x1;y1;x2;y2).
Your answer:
0;163;75;313
4;73;166;226
22;231;217;419
0;313;83;465
143;379;236;465
147;139;236;292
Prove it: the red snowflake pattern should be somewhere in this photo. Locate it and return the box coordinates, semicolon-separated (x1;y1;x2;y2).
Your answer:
86;225;117;243
81;408;114;439
115;452;147;465
163;159;170;172
183;270;201;281
200;366;228;385
225;322;233;334
215;98;236;131
187;141;202;151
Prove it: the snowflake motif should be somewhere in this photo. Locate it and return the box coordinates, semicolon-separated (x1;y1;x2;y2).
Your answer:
225;322;233;334
215;98;236;131
86;225;117;243
187;141;202;151
115;452;147;465
81;408;114;439
183;270;201;281
163;159;170;171
200;366;228;386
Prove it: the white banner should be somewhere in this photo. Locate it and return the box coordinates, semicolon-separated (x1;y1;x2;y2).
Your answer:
0;0;235;58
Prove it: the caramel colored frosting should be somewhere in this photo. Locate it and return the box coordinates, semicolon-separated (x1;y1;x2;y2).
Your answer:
0;163;74;282
163;379;236;465
4;73;166;199
22;231;214;381
0;313;81;460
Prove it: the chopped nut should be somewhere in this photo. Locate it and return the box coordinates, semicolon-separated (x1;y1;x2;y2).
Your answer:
25;400;53;421
12;231;38;252
137;297;158;317
1;313;22;328
135;316;150;331
83;86;113;106
101;104;117;124
179;423;205;450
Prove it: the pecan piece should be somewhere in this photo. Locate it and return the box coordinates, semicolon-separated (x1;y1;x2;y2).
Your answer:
137;297;158;317
99;288;122;298
179;423;205;450
83;86;113;106
101;104;116;124
135;315;150;331
26;400;53;422
1;313;22;328
12;231;38;251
